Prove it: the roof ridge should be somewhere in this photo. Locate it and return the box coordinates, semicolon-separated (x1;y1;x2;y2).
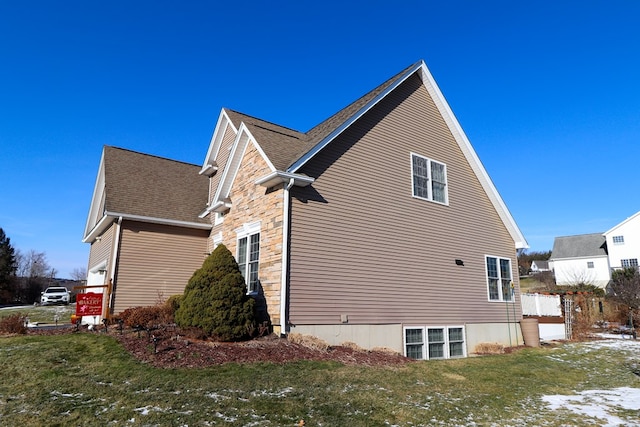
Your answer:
105;145;200;168
224;108;304;134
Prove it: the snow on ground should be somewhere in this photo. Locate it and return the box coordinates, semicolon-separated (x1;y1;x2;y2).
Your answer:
539;336;640;427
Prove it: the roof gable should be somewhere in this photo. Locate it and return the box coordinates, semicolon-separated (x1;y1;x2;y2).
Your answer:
603;210;640;236
200;60;528;249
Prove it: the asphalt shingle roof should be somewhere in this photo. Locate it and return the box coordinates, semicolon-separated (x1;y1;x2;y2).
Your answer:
550;233;607;259
103;146;210;225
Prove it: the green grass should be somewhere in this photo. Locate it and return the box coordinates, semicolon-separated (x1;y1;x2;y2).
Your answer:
0;332;639;426
0;304;75;324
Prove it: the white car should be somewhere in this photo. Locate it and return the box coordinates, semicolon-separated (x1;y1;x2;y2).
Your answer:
41;287;71;305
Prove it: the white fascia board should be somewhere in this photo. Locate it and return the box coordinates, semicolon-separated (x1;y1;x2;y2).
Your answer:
255;171;315;188
82;214;114;243
213;123;274;205
603;210;640;236
104;211;212;230
417;62;529;250
201;109;238;172
550;255;609;262
83;150;107;240
287;62;424;173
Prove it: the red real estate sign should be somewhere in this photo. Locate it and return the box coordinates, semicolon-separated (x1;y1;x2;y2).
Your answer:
76;292;103;316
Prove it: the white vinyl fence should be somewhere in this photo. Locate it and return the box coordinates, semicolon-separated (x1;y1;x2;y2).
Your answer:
521;293;562;316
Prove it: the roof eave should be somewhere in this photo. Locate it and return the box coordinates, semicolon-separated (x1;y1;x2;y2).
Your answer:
255;171;315;188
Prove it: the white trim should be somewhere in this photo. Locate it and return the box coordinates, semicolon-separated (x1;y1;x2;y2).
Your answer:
201;109;238;172
403;325;467;359
280;178;295;335
82;214;113;243
604;210;640;235
83;150;106;239
104;211;212;230
288;62;423;173
485;255;514;302
235;221;261;236
255;170;315;188
410;152;449;205
212;232;222;249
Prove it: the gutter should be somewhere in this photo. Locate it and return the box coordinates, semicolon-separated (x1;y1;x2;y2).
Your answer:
280;178;295;336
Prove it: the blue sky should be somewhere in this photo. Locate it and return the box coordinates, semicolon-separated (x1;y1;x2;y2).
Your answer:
1;1;639;278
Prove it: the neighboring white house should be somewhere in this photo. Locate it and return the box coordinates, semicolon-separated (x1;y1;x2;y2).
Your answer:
549;233;611;289
604;211;640;271
530;260;550;273
549;210;640;289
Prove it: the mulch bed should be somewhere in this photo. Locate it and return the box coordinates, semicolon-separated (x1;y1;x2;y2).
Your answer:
29;325;414;369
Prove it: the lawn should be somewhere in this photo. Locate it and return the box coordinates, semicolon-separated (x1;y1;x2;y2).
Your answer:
0;328;639;426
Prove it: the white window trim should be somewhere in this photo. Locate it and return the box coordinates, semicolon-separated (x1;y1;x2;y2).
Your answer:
403;325;466;360
613;235;624;245
621;258;638;268
410;152;448;205
214;211;226;226
212;232;222;249
485;255;514;302
236;221;261;293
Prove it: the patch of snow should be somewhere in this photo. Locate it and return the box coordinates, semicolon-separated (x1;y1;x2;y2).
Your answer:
542;387;640;427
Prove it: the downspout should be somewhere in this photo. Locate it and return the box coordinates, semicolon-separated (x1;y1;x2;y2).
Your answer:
280;178;295;336
106;216;123;319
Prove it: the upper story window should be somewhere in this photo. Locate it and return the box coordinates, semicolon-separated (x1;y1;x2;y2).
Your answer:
486;256;513;302
411;153;448;204
613;235;624;245
621;259;638;268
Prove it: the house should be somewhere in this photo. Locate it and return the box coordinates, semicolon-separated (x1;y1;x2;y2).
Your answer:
82;147;211;315
530;260;550;273
603;210;640;271
549;233;610;288
83;60;529;358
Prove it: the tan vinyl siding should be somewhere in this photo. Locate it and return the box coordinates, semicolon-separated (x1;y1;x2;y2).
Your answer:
289;73;520;326
112;221;208;313
88;223;115;270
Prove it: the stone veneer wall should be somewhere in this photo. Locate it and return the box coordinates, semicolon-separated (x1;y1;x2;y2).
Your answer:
208;143;285;331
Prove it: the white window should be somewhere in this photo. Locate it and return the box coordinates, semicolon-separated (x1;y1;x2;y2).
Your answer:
404;326;466;360
613;235;624;245
212;232;222;249
587;261;594;269
236;222;261;293
621;259;638;268
486;256;513;301
214;211;226;226
411;153;448;204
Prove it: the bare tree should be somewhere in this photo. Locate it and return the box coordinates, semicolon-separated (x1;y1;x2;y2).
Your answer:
609;267;640;336
70;267;87;282
14;250;56;303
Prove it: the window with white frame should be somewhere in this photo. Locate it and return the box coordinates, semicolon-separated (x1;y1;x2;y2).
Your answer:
613;235;624;245
404;326;466;360
486;256;513;301
621;258;638;268
587;261;594;269
236;222;260;293
411;153;448;204
214;211;226;226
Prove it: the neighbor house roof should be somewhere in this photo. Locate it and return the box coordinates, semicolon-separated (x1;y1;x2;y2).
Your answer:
550;233;608;259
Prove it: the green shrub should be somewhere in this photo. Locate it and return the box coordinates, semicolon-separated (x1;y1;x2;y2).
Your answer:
165;294;182;315
174;244;255;341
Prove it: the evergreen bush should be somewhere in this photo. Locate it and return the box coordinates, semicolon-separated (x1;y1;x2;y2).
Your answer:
174;244;255;341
